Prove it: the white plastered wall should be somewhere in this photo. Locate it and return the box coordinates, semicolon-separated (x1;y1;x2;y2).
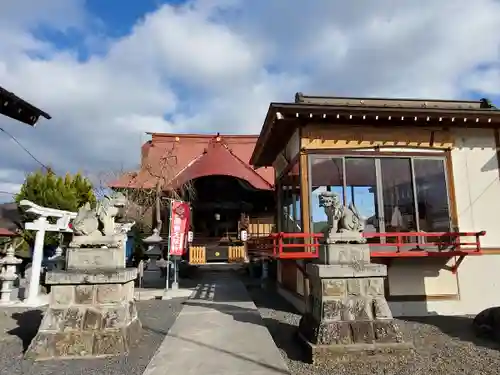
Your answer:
387;258;458;297
391;128;500;316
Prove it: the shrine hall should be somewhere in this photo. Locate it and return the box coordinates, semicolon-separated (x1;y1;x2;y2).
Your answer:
114;92;500;317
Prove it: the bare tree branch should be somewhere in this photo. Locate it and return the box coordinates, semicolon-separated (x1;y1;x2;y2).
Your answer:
1;236;23;254
87;140;195;234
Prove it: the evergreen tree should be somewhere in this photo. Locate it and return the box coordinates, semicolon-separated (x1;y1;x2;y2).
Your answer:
15;169;96;254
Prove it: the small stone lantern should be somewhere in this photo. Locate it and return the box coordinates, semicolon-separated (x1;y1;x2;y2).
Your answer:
0;245;22;304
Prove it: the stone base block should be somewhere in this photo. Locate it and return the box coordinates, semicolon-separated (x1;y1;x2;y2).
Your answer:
66;247;125;270
26;317;142;360
45;268;137;286
298;313;405;345
307;263;387;279
324;233;368;245
319;243;370;265
25;268;141;360
297;331;414;365
297;314;413;364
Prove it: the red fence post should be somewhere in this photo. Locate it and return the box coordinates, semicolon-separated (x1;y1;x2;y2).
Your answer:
279;233;283;257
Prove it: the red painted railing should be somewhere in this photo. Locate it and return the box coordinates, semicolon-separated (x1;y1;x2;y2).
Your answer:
247;231;486;260
367;231;485;257
247;232;322;259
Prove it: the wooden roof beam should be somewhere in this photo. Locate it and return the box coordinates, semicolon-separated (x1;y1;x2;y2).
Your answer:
289;111;493;124
0;86;51;126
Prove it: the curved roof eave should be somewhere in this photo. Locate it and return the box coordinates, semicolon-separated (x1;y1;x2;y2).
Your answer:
170;142;273;191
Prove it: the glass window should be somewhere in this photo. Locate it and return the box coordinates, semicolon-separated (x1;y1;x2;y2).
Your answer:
413;159;450;233
278;161;301;235
345;158;380;241
279;185;290;232
379;158;417;234
308;154;451;247
310;156;344;234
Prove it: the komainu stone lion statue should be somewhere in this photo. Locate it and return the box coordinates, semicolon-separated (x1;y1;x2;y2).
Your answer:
71;192;127;246
318;191;343;234
318;191;366;243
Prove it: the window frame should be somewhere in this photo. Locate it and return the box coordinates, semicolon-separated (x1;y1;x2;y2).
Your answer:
307;151;453;241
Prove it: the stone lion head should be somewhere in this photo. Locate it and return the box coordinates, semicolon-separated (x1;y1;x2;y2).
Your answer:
318;191;341;210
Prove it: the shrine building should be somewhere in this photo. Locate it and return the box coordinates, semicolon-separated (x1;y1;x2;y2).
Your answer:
113;133;276;263
249;93;500;317
118;92;500;317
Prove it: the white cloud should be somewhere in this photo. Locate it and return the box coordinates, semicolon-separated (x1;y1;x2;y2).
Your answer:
462;66;500;96
1;0;500;190
111;4;262;90
0;168;24;202
0;182;21;194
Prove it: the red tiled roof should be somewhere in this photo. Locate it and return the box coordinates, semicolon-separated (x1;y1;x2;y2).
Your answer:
0;228;16;237
171;138;272;190
111;133;274;190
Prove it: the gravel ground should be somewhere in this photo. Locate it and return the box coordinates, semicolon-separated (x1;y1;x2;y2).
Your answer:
245;281;500;375
0;298;186;375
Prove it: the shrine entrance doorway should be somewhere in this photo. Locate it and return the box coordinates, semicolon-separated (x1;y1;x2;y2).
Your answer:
188;175;274;264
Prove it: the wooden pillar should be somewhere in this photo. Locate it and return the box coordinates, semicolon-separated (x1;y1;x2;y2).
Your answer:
445;149;459;231
276;180;282;232
299;150;311;305
299;151;311;235
495;128;500;188
275;173;283;287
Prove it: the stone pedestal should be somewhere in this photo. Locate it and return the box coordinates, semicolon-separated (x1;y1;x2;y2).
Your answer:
65;246;126;270
25;247;142;360
298;243;412;363
318;243;371;265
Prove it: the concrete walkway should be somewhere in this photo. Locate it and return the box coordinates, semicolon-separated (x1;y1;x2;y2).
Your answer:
142;271;290;375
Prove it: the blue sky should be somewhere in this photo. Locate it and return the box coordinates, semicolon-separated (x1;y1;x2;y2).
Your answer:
1;0;500;202
311;186;375;223
85;0;164;37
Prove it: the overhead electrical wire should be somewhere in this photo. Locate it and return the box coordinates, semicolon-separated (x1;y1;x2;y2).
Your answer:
0;126;50;171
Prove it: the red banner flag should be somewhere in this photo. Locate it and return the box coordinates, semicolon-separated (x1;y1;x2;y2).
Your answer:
169;200;190;256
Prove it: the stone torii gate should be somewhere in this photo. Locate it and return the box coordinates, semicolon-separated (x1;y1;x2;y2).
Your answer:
19;200;76;305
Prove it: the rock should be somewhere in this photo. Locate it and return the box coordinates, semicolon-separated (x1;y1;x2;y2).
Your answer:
473;306;500;340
